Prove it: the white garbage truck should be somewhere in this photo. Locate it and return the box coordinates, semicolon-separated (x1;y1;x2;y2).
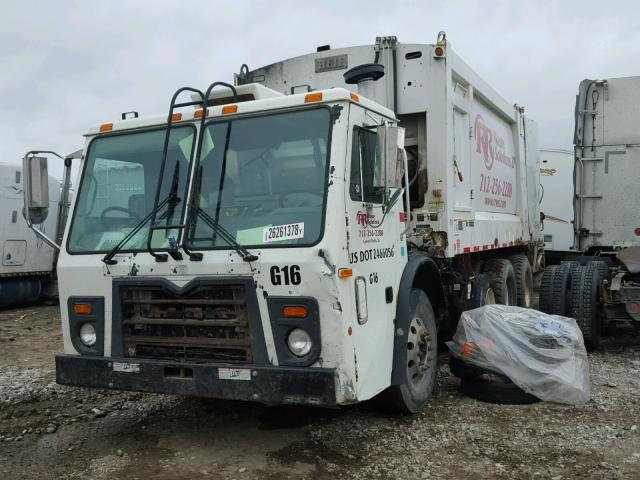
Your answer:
539;76;640;349
23;33;541;412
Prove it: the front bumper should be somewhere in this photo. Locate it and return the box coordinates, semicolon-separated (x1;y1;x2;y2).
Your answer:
55;354;337;406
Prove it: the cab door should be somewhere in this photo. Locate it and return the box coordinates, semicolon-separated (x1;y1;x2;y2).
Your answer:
344;105;407;400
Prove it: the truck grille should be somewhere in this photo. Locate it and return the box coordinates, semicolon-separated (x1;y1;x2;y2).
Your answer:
120;284;252;364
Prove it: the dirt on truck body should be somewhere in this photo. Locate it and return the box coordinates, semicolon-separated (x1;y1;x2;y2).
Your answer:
1;304;639;480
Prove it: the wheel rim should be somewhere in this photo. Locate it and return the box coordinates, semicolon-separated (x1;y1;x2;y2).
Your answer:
485;288;496;305
407;315;434;386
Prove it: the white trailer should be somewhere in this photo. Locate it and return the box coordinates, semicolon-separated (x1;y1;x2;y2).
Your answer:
539;76;640;349
539;149;574;261
0;163;61;305
23;33;541;412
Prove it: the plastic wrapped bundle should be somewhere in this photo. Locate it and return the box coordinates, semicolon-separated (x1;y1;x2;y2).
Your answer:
446;305;590;404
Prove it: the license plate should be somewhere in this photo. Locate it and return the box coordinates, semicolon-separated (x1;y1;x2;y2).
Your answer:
112;362;140;373
218;368;251;381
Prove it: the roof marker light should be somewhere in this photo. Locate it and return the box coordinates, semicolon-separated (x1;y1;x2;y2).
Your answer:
99;123;113;132
194;109;208;119
171;113;182;122
222;105;238;115
304;92;322;103
350;93;360;102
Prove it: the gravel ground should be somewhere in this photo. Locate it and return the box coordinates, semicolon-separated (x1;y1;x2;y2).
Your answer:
0;303;639;479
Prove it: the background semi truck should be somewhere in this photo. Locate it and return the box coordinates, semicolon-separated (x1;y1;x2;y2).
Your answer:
539;76;640;349
0;162;62;306
23;33;541;413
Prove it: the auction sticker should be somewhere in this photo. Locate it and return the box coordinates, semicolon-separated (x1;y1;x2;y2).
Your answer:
262;223;304;243
218;367;251;381
112;362;140;373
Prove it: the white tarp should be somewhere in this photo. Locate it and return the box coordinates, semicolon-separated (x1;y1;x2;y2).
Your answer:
447;305;590;404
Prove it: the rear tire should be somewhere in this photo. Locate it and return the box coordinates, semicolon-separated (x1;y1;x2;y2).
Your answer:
385;289;438;413
483;259;517;306
539;264;572;316
570;264;602;351
469;274;496;309
509;254;534;308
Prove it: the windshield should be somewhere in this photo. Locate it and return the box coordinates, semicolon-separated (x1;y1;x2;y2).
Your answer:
188;107;331;249
67;126;195;253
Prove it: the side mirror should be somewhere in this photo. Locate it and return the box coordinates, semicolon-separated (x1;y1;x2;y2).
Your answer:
24;156;50;225
377;125;405;190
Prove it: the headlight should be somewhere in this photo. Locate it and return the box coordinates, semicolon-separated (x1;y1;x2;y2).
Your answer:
287;328;312;357
79;323;97;347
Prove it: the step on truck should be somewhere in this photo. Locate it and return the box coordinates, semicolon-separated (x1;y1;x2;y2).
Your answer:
23;33;541;412
539;76;640;350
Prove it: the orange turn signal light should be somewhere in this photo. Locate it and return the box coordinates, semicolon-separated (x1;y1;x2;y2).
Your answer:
304;92;323;103
73;303;92;315
171;112;182;122
338;268;353;279
99;123;113;132
222;104;238;115
283;306;308;318
350;92;360;102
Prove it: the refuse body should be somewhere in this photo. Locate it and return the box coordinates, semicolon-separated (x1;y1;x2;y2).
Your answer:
447;305;590;405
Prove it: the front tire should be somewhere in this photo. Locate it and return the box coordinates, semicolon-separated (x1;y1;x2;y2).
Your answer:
385;288;437;413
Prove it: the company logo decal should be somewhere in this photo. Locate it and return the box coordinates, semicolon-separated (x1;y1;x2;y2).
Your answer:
356;211;379;228
474;114;515;171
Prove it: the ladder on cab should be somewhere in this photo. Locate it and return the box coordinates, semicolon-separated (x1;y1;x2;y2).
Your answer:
146;82;239;262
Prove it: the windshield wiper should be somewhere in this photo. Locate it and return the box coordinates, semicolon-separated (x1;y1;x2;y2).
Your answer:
102;162;181;265
185;165;258;262
101;193;176;265
193;206;258;262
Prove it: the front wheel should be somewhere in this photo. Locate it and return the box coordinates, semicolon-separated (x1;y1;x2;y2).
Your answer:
385;289;438;413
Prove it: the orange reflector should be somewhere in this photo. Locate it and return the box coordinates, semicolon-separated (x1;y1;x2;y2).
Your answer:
171;112;182;122
99;123;113;132
635;227;640;236
304;92;323;103
348;326;353;336
460;342;475;358
73;303;92;315
350;92;360;102
283;306;308;318
194;109;208;119
338;268;353;279
222;104;238;115
434;46;444;57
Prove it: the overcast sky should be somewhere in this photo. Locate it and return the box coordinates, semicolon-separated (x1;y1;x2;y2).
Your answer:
1;0;638;179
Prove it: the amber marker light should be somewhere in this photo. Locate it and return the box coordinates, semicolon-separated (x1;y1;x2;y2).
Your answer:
194;109;208;119
350;93;360;102
222;105;238;115
73;303;93;315
283;306;308;318
304;92;323;103
338;268;353;279
171;113;182;122
99;123;113;132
